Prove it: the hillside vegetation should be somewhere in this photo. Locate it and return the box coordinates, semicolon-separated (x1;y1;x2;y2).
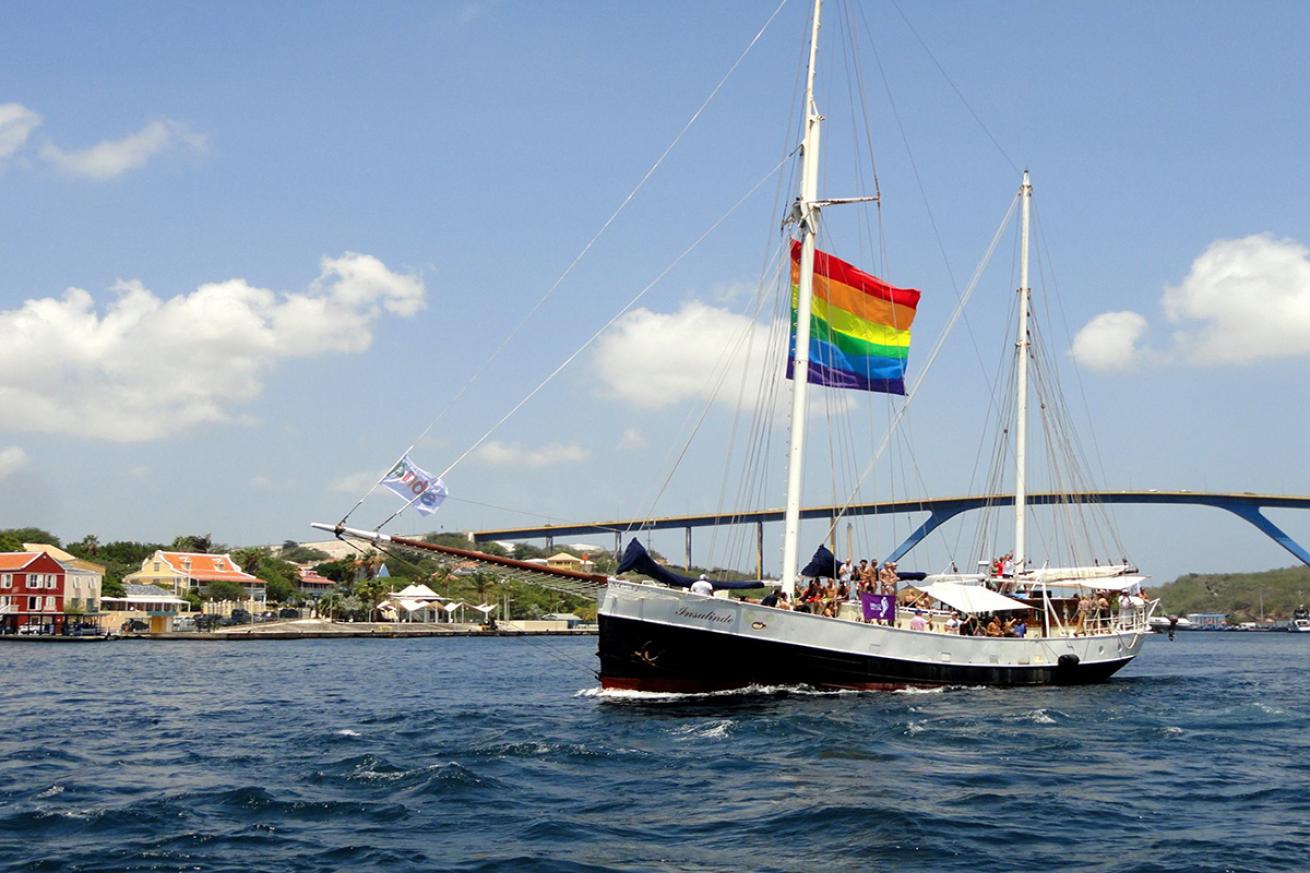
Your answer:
1156;565;1310;621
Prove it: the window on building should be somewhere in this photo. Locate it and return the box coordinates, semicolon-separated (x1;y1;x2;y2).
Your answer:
1;574;9;588
153;562;161;572
45;596;56;611
28;596;40;611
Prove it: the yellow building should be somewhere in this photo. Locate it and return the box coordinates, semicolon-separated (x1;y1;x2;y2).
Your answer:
124;551;266;603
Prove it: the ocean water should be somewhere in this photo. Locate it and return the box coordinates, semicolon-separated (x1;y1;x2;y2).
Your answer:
1;632;1306;872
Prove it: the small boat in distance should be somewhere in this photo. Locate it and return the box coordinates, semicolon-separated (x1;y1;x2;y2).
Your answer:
1292;605;1310;632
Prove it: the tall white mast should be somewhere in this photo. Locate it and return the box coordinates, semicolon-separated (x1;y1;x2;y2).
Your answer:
780;0;824;597
1014;170;1032;572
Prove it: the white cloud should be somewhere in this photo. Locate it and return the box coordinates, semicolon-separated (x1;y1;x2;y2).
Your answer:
593;301;778;410
0;103;41;160
0;446;27;480
474;440;589;467
1070;311;1149;372
0;252;425;442
1163;234;1310;363
1072;234;1310;372
617;427;646;450
331;471;383;494
40;118;206;180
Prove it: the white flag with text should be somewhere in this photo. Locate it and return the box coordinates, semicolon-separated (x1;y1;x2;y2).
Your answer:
380;454;448;515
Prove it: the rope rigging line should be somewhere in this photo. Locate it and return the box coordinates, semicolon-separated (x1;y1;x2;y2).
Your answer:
372;156;794;532
819;193;1020;546
341;0;792;526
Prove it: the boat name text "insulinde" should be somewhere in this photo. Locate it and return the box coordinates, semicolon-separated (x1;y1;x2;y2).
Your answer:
674;607;734;624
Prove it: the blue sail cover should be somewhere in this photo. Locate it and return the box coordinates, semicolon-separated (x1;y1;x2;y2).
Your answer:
800;545;839;579
801;544;926;581
615;539;762;590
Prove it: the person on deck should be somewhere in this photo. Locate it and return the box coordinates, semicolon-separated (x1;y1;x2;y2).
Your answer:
909;609;929;632
859;560;876;590
691;574;714;596
761;588;780;608
1013;616;1028;638
985;615;1004;637
945;612;961;634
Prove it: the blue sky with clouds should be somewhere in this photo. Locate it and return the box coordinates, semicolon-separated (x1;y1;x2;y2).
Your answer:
3;1;1309;583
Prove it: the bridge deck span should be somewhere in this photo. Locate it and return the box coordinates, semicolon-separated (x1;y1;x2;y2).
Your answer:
468;491;1310;570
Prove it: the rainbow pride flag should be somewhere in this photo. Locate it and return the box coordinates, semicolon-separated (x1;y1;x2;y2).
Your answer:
787;240;921;395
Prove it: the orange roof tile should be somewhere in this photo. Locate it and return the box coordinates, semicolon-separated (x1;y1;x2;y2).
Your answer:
0;552;40;571
157;551;261;583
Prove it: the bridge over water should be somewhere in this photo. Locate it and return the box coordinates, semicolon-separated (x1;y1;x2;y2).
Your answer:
469;491;1310;575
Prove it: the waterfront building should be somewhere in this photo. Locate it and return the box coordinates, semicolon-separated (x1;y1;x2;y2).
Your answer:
124;551;266;603
546;552;593;573
1186;612;1229;629
24;543;104;615
296;566;335;598
0;551;68;634
100;584;190;634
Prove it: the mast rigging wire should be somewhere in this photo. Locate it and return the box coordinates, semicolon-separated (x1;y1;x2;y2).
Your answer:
341;0;792;526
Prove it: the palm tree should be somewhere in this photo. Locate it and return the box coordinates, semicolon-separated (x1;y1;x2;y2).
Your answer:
77;534;100;557
353;577;390;622
318;592;343;622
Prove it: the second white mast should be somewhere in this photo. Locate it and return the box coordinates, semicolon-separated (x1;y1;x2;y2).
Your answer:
1013;170;1032;573
780;0;824;597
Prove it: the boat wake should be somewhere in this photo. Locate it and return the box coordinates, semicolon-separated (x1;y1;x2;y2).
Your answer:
577;684;881;703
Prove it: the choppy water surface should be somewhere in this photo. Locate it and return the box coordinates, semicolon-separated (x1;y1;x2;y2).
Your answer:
1;633;1307;872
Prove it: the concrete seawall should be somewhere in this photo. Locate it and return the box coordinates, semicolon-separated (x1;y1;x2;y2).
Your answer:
125;618;598;640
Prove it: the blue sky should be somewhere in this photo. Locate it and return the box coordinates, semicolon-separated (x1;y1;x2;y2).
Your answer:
3;1;1309;583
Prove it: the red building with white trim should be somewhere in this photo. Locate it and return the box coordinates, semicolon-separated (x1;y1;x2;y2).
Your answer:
0;552;68;634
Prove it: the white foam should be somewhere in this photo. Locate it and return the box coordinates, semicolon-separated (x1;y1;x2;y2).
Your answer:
577;683;866;702
334;729;361;738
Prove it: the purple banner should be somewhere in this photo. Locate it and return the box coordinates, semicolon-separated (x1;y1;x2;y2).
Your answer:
861;593;896;622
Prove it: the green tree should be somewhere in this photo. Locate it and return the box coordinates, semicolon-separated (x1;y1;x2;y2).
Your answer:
353;576;390;621
266;576;296;603
278;541;331;563
207;579;244;601
318;592;343;621
171;533;213;553
0;527;63;550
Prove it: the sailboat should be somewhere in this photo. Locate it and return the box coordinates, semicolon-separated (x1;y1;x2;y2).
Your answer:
315;0;1158;691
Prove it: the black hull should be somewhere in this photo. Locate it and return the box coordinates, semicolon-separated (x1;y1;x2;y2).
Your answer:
598;614;1131;692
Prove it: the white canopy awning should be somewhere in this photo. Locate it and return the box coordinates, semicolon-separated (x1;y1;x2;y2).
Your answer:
394;584;444;600
472;603;497;616
442;601;465;614
919;582;1032;614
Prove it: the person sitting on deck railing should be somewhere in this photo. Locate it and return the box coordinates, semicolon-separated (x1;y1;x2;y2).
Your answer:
797;579;822;613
